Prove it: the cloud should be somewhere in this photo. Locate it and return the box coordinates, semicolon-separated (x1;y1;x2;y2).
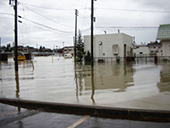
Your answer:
1;0;170;49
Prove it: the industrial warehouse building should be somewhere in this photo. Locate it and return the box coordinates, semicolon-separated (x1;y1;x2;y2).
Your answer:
84;33;134;61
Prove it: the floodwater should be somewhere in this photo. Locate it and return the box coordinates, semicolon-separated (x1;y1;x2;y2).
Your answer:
0;56;170;110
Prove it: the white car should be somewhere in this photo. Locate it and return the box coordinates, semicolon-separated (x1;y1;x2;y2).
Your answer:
64;54;72;58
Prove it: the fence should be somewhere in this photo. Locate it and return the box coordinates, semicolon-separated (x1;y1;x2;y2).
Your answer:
93;56;170;63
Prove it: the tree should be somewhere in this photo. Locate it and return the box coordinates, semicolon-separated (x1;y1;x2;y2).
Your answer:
85;50;91;62
6;44;11;52
155;41;159;44
76;30;85;62
39;46;45;52
39;46;43;52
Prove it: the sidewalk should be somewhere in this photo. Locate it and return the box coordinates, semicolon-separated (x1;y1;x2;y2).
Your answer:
0;99;170;128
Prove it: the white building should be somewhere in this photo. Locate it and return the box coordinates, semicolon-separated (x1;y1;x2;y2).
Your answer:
157;24;170;57
63;46;74;56
133;45;150;56
84;33;133;61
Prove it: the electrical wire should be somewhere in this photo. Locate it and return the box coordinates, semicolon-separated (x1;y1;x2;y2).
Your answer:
19;0;31;45
0;12;13;16
22;3;74;10
95;26;158;29
22;17;73;34
22;4;73;29
0;12;159;31
95;8;170;13
0;12;73;33
80;0;90;30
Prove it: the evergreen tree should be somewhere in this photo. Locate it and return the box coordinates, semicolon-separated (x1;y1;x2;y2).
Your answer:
6;44;11;52
76;30;85;62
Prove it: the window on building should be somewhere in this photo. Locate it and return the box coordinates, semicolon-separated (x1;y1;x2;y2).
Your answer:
153;47;156;49
139;52;143;54
151;51;153;53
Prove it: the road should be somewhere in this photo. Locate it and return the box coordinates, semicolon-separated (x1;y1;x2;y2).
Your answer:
0;103;170;128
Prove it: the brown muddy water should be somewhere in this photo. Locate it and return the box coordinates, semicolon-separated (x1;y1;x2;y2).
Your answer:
0;56;170;110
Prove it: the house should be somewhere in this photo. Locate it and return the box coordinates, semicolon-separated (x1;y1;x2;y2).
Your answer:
63;46;74;56
17;46;34;53
133;44;150;56
147;42;162;56
157;24;170;56
84;33;133;61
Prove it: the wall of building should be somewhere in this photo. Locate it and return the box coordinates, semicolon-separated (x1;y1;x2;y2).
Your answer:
148;44;162;56
63;47;74;55
84;33;133;58
162;41;170;56
133;45;150;56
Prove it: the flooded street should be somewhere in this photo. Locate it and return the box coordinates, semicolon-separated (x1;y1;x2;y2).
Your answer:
0;56;170;110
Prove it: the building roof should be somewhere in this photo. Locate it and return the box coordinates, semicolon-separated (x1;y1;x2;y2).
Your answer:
84;33;132;38
157;24;170;40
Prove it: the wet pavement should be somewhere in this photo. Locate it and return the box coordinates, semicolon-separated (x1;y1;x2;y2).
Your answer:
1;103;170;128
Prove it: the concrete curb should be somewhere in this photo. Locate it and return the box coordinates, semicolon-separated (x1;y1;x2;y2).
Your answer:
0;98;170;122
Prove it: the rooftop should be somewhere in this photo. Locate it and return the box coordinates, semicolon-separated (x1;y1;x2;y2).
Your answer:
157;24;170;40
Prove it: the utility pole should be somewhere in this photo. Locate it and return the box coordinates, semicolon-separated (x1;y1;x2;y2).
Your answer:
91;0;94;67
14;0;18;72
74;9;78;61
0;37;1;53
62;42;65;48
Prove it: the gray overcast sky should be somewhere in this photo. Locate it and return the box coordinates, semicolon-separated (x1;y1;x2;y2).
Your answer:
0;0;170;49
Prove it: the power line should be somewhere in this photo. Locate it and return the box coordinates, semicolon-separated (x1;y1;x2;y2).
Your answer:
18;3;170;14
95;26;159;29
22;3;74;10
20;0;31;45
81;0;89;29
22;17;73;34
0;12;14;16
95;8;170;13
0;12;73;33
22;4;73;29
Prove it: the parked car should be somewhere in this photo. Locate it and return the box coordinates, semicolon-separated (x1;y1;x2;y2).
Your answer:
64;54;72;58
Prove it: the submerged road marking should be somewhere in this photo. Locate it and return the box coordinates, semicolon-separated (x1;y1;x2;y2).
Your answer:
67;115;91;128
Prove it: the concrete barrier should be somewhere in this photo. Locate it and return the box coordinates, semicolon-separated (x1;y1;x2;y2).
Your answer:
0;98;170;122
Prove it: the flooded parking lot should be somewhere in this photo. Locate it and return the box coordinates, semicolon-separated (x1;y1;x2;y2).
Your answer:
0;56;170;110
